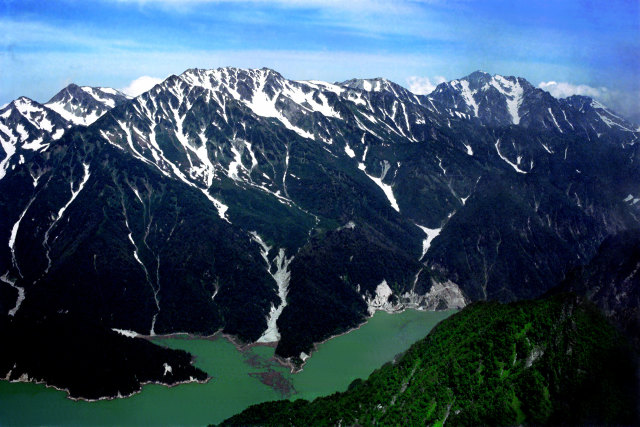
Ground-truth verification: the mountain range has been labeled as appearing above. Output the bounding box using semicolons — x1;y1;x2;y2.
1;67;639;398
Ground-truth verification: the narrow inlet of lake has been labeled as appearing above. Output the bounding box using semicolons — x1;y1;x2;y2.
0;309;455;426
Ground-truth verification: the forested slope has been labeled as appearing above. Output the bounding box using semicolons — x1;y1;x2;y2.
221;293;637;426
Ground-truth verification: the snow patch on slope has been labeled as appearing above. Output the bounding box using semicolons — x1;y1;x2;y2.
42;163;91;274
112;328;139;338
9;196;37;278
240;72;315;140
251;232;294;343
491;75;523;124
344;143;356;158
456;80;479;117
0;122;17;180
358;160;400;212
1;272;25;316
495;138;527;174
416;225;441;259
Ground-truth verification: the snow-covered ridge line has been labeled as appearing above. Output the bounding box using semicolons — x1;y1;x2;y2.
1;98;66;179
180;68;344;142
45;84;126;126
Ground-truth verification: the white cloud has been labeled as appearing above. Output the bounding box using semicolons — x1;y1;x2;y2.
539;80;640;124
120;76;164;97
406;75;447;95
538;81;605;99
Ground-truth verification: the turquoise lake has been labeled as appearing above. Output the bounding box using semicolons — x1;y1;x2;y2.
0;309;454;426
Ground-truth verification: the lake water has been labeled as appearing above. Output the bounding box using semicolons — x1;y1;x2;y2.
0;309;454;426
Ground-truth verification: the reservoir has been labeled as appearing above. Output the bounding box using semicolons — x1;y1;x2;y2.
0;309;454;425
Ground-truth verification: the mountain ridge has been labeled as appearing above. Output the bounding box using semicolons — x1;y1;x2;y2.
1;67;639;390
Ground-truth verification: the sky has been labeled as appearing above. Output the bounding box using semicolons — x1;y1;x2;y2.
1;0;639;122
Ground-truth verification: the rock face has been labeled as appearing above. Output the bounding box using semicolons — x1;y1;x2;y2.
0;67;639;368
557;229;640;350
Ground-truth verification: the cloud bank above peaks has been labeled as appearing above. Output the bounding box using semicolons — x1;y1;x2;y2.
406;75;447;95
539;80;640;124
120;76;164;97
538;81;606;99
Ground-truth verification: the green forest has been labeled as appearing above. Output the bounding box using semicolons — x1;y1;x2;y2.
221;293;637;426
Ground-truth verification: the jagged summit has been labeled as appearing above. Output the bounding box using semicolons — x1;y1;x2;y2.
340;77;394;92
466;69;490;76
458;70;492;85
426;71;639;135
428;72;534;125
179;66;286;85
563;95;640;133
0;96;69;178
45;83;129;126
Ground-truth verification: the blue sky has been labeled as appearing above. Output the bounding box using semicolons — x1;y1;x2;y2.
1;0;639;121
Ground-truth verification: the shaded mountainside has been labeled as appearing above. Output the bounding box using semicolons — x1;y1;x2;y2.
0;313;207;400
1;66;639;379
557;229;640;350
221;294;638;426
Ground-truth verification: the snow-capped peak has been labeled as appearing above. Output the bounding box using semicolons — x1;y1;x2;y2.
428;72;533;126
339;77;416;99
340;77;393;92
558;95;639;133
2;97;67;140
45;83;129;126
0;96;71;180
178;67;345;131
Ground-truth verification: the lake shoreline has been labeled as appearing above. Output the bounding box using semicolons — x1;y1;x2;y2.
2;374;210;403
0;309;455;426
0;307;449;403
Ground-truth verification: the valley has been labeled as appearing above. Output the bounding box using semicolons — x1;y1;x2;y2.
1;65;638;424
3;1;639;424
